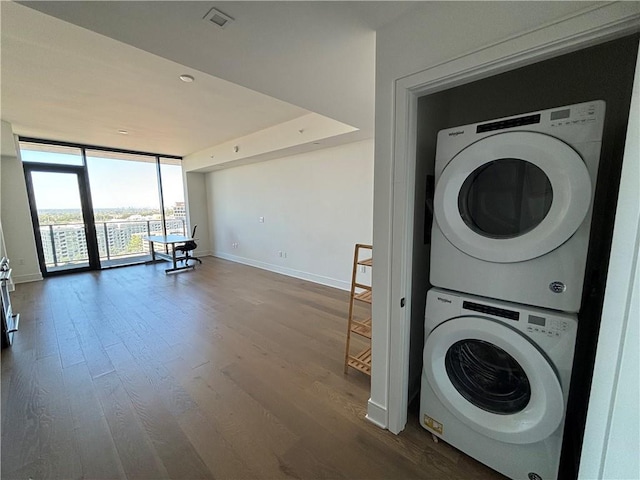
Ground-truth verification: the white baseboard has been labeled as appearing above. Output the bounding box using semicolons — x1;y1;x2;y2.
13;272;43;284
212;251;350;291
366;398;388;429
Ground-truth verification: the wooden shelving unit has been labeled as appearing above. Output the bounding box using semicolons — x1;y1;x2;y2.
344;244;373;375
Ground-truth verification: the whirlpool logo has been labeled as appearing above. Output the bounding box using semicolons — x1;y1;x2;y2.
437;297;452;304
448;130;465;137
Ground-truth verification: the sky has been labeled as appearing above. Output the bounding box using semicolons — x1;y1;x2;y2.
22;149;184;210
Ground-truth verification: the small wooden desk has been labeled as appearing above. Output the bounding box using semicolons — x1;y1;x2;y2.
143;235;194;273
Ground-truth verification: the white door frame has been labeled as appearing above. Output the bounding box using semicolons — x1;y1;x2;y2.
578;46;640;479
385;5;640;435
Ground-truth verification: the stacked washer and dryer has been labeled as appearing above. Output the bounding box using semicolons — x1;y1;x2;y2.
420;101;606;480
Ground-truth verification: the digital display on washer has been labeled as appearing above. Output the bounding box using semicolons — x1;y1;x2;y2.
528;315;546;327
550;109;571;120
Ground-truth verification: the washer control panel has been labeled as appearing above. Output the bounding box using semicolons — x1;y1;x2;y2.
431;288;577;342
526;315;569;338
460;298;572;338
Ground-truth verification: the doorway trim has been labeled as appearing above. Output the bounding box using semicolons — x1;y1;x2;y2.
379;5;640;435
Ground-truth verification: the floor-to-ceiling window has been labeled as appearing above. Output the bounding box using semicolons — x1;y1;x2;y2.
19;138;184;275
86;149;166;268
159;157;187;236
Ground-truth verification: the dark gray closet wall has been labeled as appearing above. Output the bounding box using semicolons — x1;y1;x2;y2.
412;33;638;479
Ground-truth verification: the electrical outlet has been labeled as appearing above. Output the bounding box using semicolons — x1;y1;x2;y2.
259;216;265;223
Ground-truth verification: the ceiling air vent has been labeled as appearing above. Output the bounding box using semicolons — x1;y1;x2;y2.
203;7;234;29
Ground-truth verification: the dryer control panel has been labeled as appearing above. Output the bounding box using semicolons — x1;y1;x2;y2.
549;101;601;129
436;100;606;171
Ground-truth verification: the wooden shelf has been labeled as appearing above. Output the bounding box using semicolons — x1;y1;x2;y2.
358;258;372;267
348;347;372;375
350;317;372;339
354;290;372;304
344;244;373;376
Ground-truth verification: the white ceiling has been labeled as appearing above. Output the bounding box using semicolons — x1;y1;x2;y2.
1;1;417;158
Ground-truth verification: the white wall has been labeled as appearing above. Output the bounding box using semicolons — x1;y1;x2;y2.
0;121;42;283
206;140;373;290
0;122;6;260
184;171;211;257
1;120;18;157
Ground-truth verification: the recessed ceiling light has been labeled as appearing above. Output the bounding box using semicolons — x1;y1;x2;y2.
180;74;195;83
118;130;128;135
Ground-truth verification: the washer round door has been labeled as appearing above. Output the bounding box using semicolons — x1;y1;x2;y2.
434;131;592;263
423;316;565;444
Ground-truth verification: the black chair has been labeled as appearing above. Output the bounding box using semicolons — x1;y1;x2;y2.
175;225;202;266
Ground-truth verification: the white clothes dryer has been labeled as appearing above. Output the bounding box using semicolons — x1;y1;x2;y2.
420;288;577;480
430;101;605;312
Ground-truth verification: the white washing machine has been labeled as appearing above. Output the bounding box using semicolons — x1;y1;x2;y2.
430;100;605;312
420;288;577;480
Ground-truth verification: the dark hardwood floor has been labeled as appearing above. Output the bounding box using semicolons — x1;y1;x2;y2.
1;257;503;479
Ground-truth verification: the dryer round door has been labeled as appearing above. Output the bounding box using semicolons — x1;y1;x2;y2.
434;131;592;263
423;316;564;444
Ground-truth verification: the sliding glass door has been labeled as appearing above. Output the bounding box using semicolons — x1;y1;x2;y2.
24;165;99;275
